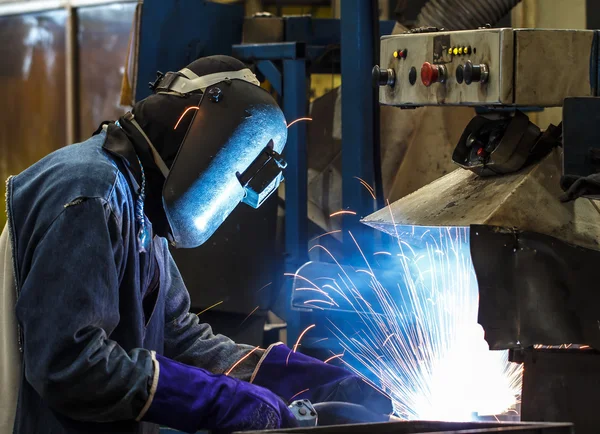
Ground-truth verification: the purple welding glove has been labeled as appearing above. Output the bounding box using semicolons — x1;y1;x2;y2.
142;354;298;433
251;343;393;416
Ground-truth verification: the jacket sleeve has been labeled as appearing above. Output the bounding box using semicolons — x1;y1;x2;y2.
162;248;264;381
15;197;155;422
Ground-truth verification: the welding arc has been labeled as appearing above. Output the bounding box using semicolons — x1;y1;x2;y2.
294;226;523;421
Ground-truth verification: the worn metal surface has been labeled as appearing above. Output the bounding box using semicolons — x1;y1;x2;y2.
521;348;600;434
242;16;285;44
362;148;600;251
0;10;67;228
379;28;594;107
514;29;595;106
77;2;136;139
472;224;600;350
236;420;573;433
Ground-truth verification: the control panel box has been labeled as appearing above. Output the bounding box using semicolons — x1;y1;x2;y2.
378;28;596;107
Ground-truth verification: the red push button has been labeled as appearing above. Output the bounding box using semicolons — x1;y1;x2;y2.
421;62;438;87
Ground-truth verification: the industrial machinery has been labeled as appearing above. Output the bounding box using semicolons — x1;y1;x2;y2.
364;27;600;433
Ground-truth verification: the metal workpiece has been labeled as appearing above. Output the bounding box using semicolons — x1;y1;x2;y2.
362;148;600;252
235;420;573;433
472;225;600;350
376;28;595;107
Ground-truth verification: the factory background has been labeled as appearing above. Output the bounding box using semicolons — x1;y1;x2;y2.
1;0;599;433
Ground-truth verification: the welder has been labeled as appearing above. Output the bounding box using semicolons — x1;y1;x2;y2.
0;55;392;434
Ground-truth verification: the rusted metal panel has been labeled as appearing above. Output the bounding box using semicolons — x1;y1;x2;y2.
0;10;67;214
76;2;136;139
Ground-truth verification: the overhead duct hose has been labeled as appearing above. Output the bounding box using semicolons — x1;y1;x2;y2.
416;0;522;30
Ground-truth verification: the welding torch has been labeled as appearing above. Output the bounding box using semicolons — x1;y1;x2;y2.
289;400;398;427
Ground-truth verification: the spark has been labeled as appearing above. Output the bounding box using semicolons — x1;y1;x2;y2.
256;282;272;292
292;226;523;422
374;251;392;256
196;300;224;316
174;106;199;130
382;333;397;346
284;273;321;290
240;306;260;327
287;117;312;128
287;324;316;366
354;176;376;200
310;230;342;242
303;299;335;306
225;346;262;376
293;324;316;353
324;353;344;364
330;210;357;217
288;388;310;402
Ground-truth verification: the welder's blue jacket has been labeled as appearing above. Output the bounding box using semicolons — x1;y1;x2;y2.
6;126;260;433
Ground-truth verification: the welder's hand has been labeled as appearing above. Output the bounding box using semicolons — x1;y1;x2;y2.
560;173;600;202
141;354;298;433
251;343;393;416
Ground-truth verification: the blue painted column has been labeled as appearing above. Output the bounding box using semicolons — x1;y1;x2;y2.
283;59;308;266
340;0;378;253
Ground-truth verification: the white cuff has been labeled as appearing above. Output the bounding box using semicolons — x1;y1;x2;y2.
135;351;160;421
249;342;284;384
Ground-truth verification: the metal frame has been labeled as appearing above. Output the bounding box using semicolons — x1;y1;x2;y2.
341;0;379;247
233;12;395;268
233;10;395;345
232;41;310;266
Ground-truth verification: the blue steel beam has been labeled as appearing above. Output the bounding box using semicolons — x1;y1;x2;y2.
232;42;306;60
282;59;308;266
340;0;377;250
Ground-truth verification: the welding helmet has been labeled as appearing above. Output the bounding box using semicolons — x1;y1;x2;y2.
131;60;288;248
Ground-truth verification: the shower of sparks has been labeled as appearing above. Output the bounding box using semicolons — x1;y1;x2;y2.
225;346;262;376
174;106;199;130
196;300;224;316
291;226;523;422
286;117;313;128
330;210;357;217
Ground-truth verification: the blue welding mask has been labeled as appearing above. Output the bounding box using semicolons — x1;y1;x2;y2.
131;67;288;248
